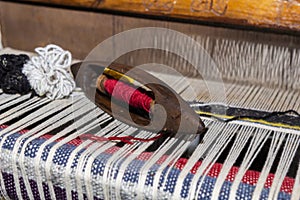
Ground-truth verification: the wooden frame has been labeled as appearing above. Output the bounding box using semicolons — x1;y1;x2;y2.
15;0;300;33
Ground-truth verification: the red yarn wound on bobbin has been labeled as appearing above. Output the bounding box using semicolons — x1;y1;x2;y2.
104;78;153;112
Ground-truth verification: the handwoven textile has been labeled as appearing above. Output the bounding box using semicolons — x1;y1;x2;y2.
0;125;294;200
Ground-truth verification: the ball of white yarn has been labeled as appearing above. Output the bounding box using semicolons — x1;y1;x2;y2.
23;44;76;100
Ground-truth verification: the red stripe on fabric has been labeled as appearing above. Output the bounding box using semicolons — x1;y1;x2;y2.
174;158;295;194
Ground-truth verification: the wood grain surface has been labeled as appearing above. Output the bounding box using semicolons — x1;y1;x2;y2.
1;1;299;59
15;0;300;32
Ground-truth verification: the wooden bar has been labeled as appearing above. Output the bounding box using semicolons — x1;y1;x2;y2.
15;0;300;32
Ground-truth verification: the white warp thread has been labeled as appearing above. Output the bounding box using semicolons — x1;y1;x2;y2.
0;25;3;50
0;24;3;50
23;44;76;100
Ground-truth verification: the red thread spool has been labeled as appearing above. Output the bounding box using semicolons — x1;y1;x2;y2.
99;76;153;113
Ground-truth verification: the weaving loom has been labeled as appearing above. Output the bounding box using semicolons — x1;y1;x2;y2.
0;1;300;200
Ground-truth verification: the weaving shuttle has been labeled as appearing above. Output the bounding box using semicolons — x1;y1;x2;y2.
71;61;206;138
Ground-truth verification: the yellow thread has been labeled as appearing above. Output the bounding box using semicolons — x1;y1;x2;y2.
104;68;135;84
103;68;152;91
196;111;300;131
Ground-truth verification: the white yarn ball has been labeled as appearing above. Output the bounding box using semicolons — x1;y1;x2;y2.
23;44;76;100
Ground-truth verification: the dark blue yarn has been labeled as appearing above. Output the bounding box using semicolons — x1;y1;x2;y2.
0;54;32;94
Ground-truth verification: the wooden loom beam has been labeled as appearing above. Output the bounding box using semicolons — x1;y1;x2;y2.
17;0;300;33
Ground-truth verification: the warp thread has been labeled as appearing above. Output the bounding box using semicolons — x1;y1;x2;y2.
23;44;76;100
0;24;2;50
0;54;31;94
103;78;153;112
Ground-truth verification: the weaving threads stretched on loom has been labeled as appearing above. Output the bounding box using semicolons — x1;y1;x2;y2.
0;35;300;200
79;65;300;150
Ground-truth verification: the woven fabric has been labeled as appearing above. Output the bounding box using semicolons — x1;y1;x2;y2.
0;125;294;200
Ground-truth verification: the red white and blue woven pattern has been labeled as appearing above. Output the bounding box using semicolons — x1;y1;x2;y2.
0;125;294;200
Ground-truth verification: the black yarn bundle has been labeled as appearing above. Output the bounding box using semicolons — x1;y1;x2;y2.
0;54;32;95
